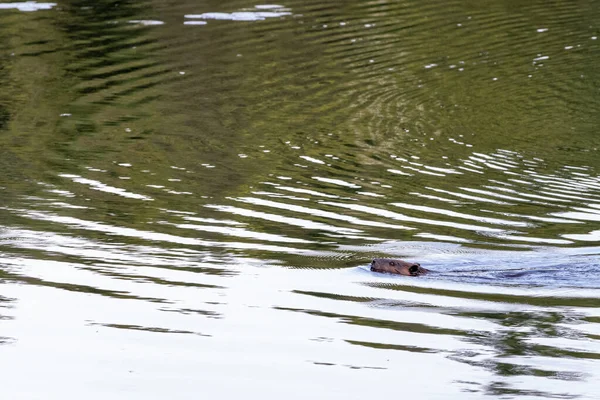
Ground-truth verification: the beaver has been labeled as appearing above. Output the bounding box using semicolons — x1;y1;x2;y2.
370;258;429;276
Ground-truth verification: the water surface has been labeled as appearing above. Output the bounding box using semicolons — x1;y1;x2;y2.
2;0;600;398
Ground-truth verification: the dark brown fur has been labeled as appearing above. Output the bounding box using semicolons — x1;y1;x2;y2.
370;258;429;276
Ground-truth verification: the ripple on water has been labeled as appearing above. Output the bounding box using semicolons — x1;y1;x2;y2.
2;0;600;398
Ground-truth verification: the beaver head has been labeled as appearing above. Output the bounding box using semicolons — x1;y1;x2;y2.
370;258;428;276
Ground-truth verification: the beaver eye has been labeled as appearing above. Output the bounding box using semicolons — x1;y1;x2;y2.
409;265;419;274
389;261;396;266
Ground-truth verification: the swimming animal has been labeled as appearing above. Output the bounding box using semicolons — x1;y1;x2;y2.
370;258;429;276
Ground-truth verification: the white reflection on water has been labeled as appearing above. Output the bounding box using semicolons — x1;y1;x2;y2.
205;204;362;235
0;279;490;399
1;254;600;399
186;11;291;21
185;5;291;22
59;174;153;201
391;202;530;227
234;197;414;231
299;155;325;165
311;176;361;188
321;201;504;233
0;1;55;12
169;222;312;243
262;183;340;199
128;20;165;26
7;209;311;254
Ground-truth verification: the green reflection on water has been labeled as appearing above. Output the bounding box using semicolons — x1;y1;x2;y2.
1;1;600;396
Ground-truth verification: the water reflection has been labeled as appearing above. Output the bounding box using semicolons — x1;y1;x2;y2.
185;5;292;23
0;293;15;345
0;2;55;12
2;0;600;398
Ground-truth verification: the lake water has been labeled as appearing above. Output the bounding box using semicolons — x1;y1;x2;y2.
1;0;600;398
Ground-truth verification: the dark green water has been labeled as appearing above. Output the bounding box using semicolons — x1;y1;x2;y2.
2;0;600;398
